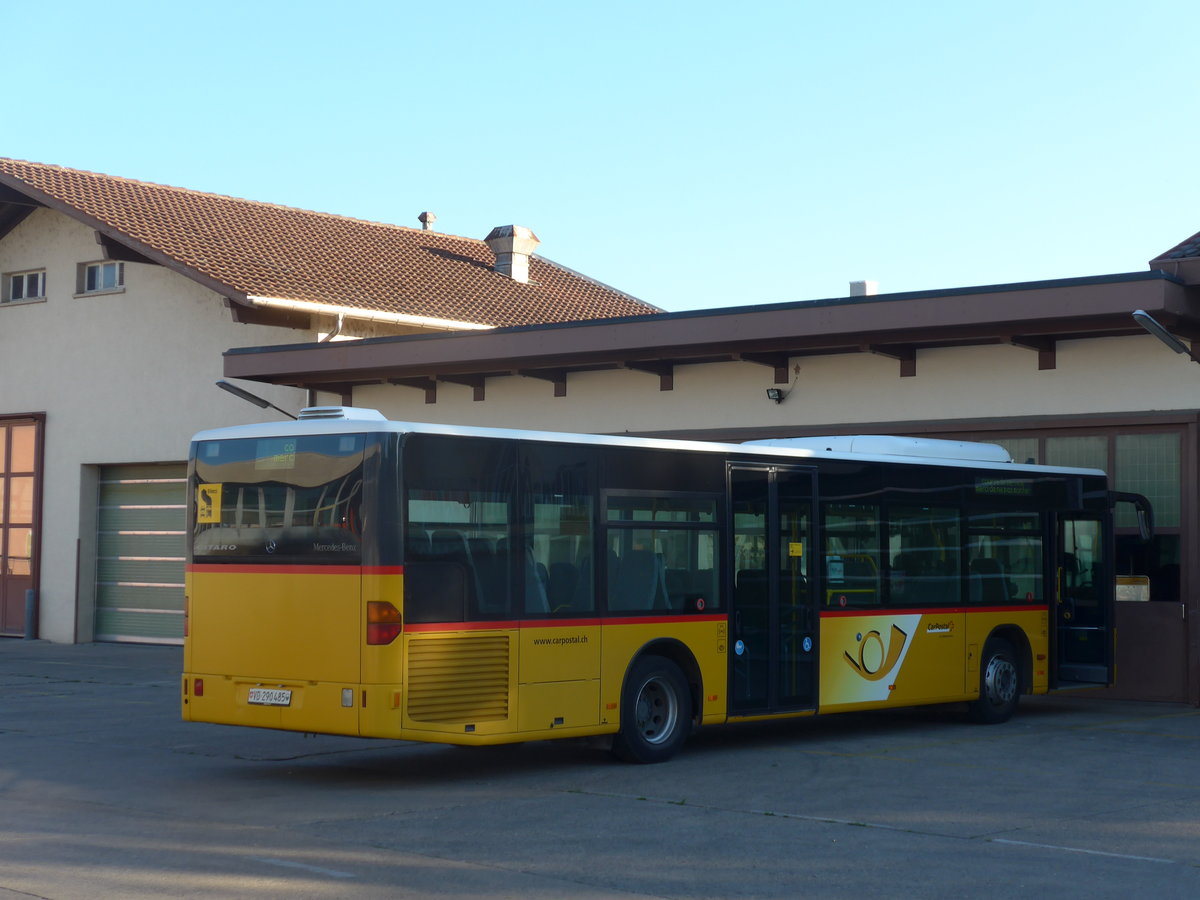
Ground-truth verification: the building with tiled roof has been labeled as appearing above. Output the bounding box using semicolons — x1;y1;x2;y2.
0;158;658;332
0;158;655;647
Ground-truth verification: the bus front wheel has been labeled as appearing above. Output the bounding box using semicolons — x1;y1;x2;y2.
969;638;1020;724
612;655;692;764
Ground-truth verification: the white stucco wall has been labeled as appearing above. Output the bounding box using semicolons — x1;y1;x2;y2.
351;332;1199;435
0;209;313;642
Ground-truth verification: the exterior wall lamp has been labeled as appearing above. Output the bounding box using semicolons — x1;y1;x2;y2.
1132;310;1200;365
766;388;785;404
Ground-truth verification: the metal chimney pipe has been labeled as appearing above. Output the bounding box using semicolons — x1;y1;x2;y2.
484;225;540;284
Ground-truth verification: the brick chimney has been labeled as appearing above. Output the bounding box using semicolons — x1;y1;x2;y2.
484;225;540;284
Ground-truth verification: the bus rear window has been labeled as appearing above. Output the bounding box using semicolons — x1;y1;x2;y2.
192;434;368;563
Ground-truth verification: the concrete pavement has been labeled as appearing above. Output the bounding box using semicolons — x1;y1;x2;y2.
2;638;1199;898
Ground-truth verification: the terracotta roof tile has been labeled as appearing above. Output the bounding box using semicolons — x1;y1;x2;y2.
0;158;659;327
1151;230;1200;263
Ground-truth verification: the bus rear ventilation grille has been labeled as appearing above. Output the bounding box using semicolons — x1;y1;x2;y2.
406;634;510;723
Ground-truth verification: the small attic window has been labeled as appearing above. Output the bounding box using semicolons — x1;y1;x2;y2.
2;269;46;303
77;261;125;295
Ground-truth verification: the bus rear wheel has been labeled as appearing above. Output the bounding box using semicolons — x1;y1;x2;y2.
969;637;1020;724
612;655;692;764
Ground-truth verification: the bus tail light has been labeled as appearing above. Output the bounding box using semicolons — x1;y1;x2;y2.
367;601;402;645
194;678;204;697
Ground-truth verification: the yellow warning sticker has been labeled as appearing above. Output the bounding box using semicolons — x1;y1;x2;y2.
788;542;804;557
196;484;222;524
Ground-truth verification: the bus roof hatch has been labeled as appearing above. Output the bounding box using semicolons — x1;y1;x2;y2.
743;435;1014;464
296;407;389;421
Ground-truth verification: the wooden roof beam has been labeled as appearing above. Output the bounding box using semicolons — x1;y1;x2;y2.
389;377;437;404
302;382;358;406
518;368;568;397
1140;312;1200;342
864;344;917;377
1008;336;1057;370
737;352;791;384
624;361;674;391
438;374;488;402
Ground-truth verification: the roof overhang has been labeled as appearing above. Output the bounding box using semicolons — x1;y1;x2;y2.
0;183;39;242
0;170;250;302
0;172;476;331
245;295;492;332
223;270;1197;397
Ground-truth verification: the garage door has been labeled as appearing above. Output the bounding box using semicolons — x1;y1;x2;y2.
95;464;187;644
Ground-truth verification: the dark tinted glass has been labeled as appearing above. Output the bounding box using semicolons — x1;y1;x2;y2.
402;434;516;620
967;510;1043;603
524;442;597;616
888;506;961;605
604;446;724;493
192;434;370;563
822;502;882;608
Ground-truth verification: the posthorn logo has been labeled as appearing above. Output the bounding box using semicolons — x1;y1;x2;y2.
843;624;909;682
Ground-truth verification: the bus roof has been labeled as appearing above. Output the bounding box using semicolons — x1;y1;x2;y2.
190;407;1107;478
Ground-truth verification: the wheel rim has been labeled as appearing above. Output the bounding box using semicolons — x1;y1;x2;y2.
983;655;1018;707
634;675;679;745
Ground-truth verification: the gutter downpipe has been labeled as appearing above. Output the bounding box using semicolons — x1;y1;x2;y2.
321;312;346;343
307;313;346;407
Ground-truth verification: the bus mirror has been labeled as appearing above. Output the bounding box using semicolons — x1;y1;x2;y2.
1110;491;1154;543
1137;502;1153;543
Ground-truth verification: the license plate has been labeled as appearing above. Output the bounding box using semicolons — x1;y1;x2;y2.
248;688;292;707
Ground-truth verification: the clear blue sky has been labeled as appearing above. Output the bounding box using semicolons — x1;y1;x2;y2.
8;0;1199;311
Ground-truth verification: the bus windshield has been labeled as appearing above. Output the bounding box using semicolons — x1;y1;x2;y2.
191;433;368;564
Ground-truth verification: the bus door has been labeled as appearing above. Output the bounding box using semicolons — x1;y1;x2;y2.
1054;514;1112;685
728;465;817;714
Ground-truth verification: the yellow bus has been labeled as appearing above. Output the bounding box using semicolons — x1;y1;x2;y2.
182;407;1150;763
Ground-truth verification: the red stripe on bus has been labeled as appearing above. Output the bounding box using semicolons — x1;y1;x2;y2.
519;618;603;628
186;564;404;576
403;613;727;632
603;613;726;627
820;605;1049;618
404;620;513;632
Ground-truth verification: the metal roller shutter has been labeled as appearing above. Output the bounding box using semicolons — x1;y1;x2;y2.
95;464;187;644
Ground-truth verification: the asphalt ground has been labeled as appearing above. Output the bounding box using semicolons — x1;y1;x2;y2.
1;638;1199;899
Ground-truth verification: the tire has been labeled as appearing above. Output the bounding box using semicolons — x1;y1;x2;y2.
611;655;692;764
969;637;1020;724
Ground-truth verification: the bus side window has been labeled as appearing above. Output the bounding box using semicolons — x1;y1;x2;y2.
404;561;468;624
967;511;1042;603
606;494;720;614
822;503;881;607
524;443;596;617
520;540;551;614
888;506;961;606
968;557;1010;604
609;543;669;611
